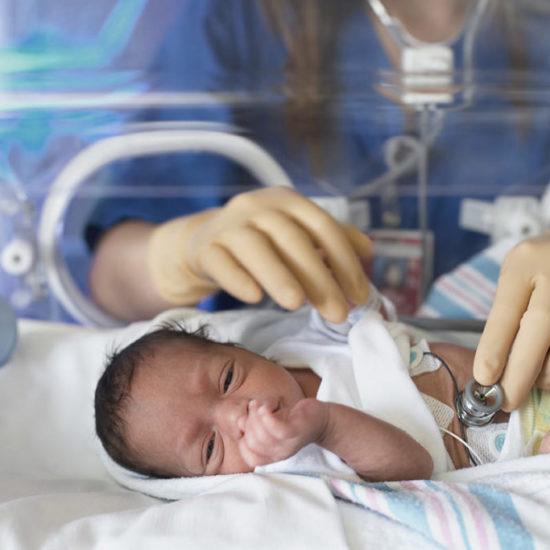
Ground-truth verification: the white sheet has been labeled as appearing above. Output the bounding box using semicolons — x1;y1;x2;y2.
0;308;355;550
1;307;549;550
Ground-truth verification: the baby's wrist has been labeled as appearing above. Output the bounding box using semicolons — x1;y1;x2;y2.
305;399;331;447
314;402;349;452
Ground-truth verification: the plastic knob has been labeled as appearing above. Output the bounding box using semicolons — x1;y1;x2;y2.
1;238;34;275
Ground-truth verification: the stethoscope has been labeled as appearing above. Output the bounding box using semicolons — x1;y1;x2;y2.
366;0;490;90
457;378;504;427
425;352;504;429
424;350;503;466
353;0;491;202
366;0;506;430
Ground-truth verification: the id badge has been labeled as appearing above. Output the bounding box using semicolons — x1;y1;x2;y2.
363;228;433;315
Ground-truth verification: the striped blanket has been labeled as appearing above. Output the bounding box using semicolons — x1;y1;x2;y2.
327;455;550;549
419;239;514;319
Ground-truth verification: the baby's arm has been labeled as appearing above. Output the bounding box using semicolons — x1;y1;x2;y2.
239;399;433;481
316;402;433;481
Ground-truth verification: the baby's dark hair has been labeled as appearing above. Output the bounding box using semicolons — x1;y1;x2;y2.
94;321;216;478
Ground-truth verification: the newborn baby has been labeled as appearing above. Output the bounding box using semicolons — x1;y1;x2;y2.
95;293;550;482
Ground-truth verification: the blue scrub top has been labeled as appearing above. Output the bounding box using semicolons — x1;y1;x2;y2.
85;0;550;310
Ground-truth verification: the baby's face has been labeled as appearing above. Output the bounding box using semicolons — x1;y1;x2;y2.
125;340;306;477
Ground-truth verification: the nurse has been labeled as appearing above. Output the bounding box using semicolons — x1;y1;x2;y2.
87;1;550;347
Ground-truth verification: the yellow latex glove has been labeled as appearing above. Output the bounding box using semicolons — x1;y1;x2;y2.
473;231;550;411
148;187;372;323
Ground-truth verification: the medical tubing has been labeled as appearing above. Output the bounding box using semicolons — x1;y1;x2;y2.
349;135;424;199
423;351;480;466
39;130;295;326
349;119;443;200
439;426;484;466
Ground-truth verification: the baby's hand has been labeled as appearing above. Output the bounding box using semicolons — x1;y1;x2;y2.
238;398;328;468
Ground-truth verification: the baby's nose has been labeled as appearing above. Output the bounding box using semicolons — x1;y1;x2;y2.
219;398;249;439
237;414;247;436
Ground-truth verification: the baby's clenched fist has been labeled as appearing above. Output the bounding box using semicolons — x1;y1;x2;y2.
238;398;329;468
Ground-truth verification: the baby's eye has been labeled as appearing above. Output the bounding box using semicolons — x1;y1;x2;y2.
223;366;234;393
206;435;215;462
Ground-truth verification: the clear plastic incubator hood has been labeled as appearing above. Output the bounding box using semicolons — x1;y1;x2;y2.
2;0;550;326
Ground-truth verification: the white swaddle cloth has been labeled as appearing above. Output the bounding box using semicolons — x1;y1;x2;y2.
98;306;315;498
257;307;452;477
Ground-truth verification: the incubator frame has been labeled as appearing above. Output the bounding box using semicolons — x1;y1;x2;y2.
38;130;294;326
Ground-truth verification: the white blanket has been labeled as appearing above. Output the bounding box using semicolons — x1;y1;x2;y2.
1;307;549;549
0;309;353;550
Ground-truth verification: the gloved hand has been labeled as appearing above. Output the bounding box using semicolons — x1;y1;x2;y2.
148;187;372;323
473;231;550;411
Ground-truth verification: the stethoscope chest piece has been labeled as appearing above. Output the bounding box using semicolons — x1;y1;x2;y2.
456;378;504;427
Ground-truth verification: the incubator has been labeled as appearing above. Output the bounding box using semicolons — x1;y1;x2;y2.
4;6;550;541
2;0;550;333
